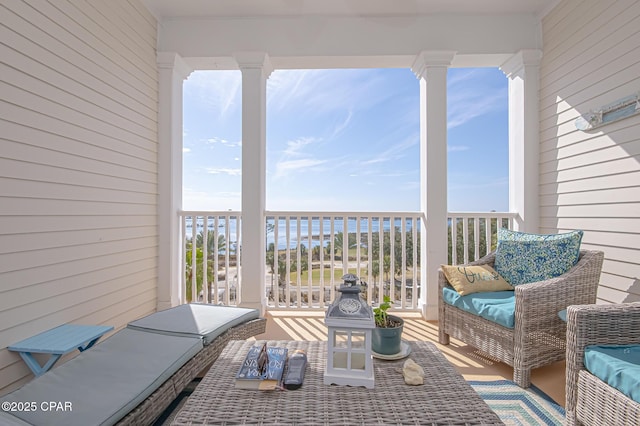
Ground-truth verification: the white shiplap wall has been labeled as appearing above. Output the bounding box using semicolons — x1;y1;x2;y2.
0;0;158;394
540;0;640;304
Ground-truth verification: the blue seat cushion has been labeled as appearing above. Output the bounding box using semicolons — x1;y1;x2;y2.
127;303;260;345
494;229;583;285
0;328;203;426
442;287;515;328
584;345;640;403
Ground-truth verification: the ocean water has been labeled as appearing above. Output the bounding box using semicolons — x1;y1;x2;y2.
185;215;421;250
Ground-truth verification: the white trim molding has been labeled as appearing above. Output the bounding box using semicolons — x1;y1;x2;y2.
157;52;193;311
234;52;272;315
500;49;542;233
412;50;455;320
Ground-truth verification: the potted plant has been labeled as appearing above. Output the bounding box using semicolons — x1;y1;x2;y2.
372;296;404;355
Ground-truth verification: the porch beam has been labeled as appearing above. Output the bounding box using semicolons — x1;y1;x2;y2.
234;52;273;315
157;52;192;310
500;50;542;233
412;50;456;321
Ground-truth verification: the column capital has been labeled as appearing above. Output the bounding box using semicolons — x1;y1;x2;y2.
411;50;456;79
233;51;273;79
500;49;542;79
157;51;193;80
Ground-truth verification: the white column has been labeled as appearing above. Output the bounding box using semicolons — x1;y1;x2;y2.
500;50;542;233
412;51;456;321
157;52;192;310
234;52;272;315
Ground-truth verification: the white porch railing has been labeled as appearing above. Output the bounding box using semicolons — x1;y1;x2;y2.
265;212;423;310
179;210;516;310
181;211;242;305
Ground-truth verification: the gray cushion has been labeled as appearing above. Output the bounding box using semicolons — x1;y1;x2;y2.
126;303;260;345
0;328;202;426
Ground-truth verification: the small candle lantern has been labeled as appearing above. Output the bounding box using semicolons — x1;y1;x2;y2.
324;273;375;388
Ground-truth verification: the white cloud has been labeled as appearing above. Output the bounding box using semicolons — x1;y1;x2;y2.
360;132;419;166
183;147;191;153
267;69;392;117
330;110;353;139
184;71;241;119
205;137;241;147
447;69;507;129
284;137;318;156
448;145;470;152
206;168;242;176
274;158;327;178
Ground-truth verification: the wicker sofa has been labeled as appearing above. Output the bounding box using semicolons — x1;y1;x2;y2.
0;304;266;426
565;302;640;426
438;249;604;388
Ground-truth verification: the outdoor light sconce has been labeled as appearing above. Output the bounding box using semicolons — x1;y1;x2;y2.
575;91;640;131
324;274;375;388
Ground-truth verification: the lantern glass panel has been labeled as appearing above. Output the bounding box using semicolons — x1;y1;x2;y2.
333;352;348;369
351;353;366;370
333;331;349;348
351;331;365;349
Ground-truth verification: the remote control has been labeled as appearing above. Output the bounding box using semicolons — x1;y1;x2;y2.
283;349;307;390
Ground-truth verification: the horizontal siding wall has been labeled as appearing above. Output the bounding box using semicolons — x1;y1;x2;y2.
0;0;158;394
540;0;640;304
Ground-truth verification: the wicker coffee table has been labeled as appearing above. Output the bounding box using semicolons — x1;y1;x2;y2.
171;340;503;425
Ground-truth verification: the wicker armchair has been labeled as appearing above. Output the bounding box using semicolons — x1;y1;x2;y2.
438;249;604;388
565;302;640;426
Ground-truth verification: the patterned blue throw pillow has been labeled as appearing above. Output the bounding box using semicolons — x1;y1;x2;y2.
493;229;583;285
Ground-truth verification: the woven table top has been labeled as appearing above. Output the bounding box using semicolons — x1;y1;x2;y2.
171;340;503;425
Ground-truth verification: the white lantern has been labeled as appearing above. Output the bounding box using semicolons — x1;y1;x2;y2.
324;274;375;388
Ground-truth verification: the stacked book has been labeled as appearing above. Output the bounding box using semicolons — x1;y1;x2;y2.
235;344;288;390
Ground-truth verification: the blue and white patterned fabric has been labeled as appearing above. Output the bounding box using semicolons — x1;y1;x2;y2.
493;229;583;285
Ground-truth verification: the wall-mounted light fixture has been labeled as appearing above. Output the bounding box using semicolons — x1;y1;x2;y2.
575;92;640;131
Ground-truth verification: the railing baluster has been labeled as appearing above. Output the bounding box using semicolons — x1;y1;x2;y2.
330;218;335;303
484;216;491;256
342;216;348;276
451;217;458;265
378;216;384;306
412;216;418;309
400;217;407;309
236;214;241;305
473;217;480;262
285;216;291;307
180;215;187;304
307;216;313;307
224;215;230;305
202;216;209;304
356;217;361;282
190;215;197;303
389;217;395;304
368;217;373;301
295;217;302;308
319;217;325;308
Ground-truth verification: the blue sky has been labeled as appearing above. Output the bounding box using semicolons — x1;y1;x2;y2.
182;67;509;212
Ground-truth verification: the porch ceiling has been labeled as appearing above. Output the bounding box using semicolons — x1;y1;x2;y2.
143;0;560;19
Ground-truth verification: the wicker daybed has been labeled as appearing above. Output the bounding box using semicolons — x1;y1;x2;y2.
0;304;266;426
118;314;266;426
438;249;604;388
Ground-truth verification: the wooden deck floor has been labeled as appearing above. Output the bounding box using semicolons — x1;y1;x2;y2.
253;310;567;407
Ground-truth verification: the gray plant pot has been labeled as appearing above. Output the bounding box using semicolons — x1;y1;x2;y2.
371;315;404;355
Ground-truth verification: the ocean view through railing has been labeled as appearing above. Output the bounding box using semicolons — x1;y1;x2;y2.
179;210;516;310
